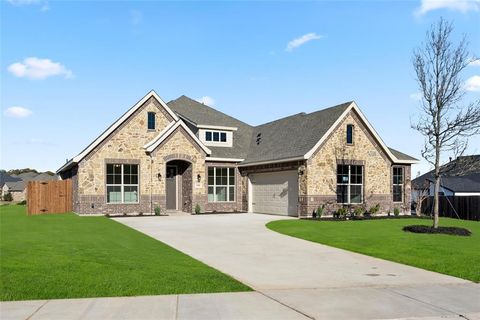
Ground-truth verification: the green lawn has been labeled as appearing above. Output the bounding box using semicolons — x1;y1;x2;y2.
0;205;250;301
267;217;480;282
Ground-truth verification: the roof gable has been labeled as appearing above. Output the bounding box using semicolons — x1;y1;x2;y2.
57;91;178;173
145;120;211;155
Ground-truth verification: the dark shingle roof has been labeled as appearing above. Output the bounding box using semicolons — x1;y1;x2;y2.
0;172;22;187
241;102;352;164
388;147;418;162
412;155;480;193
167;96;253;159
5;180;25;192
167;96;416;164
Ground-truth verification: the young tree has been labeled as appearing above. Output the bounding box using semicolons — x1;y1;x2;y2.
412;18;480;228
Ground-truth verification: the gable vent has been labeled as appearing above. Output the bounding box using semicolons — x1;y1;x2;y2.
256;133;262;145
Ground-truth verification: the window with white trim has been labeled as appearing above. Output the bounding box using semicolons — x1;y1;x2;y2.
147;112;155;130
106;164;139;203
337;164;363;204
205;131;227;142
208;167;235;202
393;167;403;202
346;124;354;144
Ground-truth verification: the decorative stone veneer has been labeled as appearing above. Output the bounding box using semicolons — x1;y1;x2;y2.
305;109;411;216
73;97;208;214
151;127;206;213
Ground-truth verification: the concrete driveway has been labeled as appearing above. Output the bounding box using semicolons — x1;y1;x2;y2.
114;213;480;320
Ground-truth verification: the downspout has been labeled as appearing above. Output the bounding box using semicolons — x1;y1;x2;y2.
149;152;153;214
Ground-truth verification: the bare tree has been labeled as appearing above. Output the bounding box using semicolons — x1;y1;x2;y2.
412;18;480;228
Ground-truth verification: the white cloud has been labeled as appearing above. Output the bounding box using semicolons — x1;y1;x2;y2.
7;0;48;10
469;58;480;67
4;106;33;118
465;75;480;92
286;33;323;52
196;96;215;106
410;92;423;101
7;57;73;80
415;0;480;16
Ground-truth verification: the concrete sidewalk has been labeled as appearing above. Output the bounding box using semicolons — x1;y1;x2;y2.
3;213;478;320
2;284;479;320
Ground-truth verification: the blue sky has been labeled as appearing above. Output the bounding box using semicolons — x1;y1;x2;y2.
1;0;479;175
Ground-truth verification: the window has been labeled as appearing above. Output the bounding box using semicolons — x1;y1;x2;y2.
106;164;139;203
208;167;235;202
204;130;228;143
337;164;363;204
393;167;403;202
346;124;354;144
147;112;155;130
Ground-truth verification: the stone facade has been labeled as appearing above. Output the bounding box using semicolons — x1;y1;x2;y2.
304;109;411;217
70;97;210;214
62;95;412;217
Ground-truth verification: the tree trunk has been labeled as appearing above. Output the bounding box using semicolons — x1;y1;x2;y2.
433;178;440;228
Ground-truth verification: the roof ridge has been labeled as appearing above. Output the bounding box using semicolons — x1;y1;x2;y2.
253;101;352;128
170;95;253;128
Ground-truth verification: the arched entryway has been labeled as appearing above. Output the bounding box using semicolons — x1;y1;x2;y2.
166;160;193;213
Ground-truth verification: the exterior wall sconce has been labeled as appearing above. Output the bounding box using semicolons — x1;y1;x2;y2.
298;165;306;176
157;173;162;181
197;174;201;182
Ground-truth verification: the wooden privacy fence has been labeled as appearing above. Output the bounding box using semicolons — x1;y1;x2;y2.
27;180;72;215
421;196;480;221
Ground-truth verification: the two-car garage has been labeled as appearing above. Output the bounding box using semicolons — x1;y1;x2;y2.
249;170;299;216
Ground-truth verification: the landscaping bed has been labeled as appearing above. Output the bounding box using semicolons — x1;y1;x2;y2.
0;205;250;301
403;225;471;236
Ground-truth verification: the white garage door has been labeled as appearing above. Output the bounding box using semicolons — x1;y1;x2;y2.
250;170;298;216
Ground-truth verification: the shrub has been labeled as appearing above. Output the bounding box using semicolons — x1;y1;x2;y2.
353;206;365;217
18;200;27;205
3;193;13;202
195;204;201;214
336;207;348;218
316;205;324;218
394;207;400;216
154;206;161;216
368;204;380;216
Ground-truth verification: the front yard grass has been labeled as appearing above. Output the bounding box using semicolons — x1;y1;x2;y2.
0;205;250;301
267;217;480;282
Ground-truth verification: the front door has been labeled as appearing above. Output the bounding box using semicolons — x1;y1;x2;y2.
166;166;177;210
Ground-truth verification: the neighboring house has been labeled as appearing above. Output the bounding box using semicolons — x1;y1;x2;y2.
412;155;480;198
0;172;23;201
1;171;59;202
57;91;418;216
2;181;26;202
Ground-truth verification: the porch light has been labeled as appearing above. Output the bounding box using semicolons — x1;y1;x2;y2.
197;174;201;182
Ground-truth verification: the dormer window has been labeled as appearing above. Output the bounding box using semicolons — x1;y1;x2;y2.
346;124;354;145
205;130;227;143
199;125;236;147
147;112;155;130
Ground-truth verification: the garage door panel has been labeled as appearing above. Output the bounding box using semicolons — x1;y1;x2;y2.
250;171;298;216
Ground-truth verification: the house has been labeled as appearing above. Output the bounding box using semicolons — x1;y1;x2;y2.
412;155;480;198
57;91;418;216
1;172;23;201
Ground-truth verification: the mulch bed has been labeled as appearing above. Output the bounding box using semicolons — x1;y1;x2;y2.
403;225;472;236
